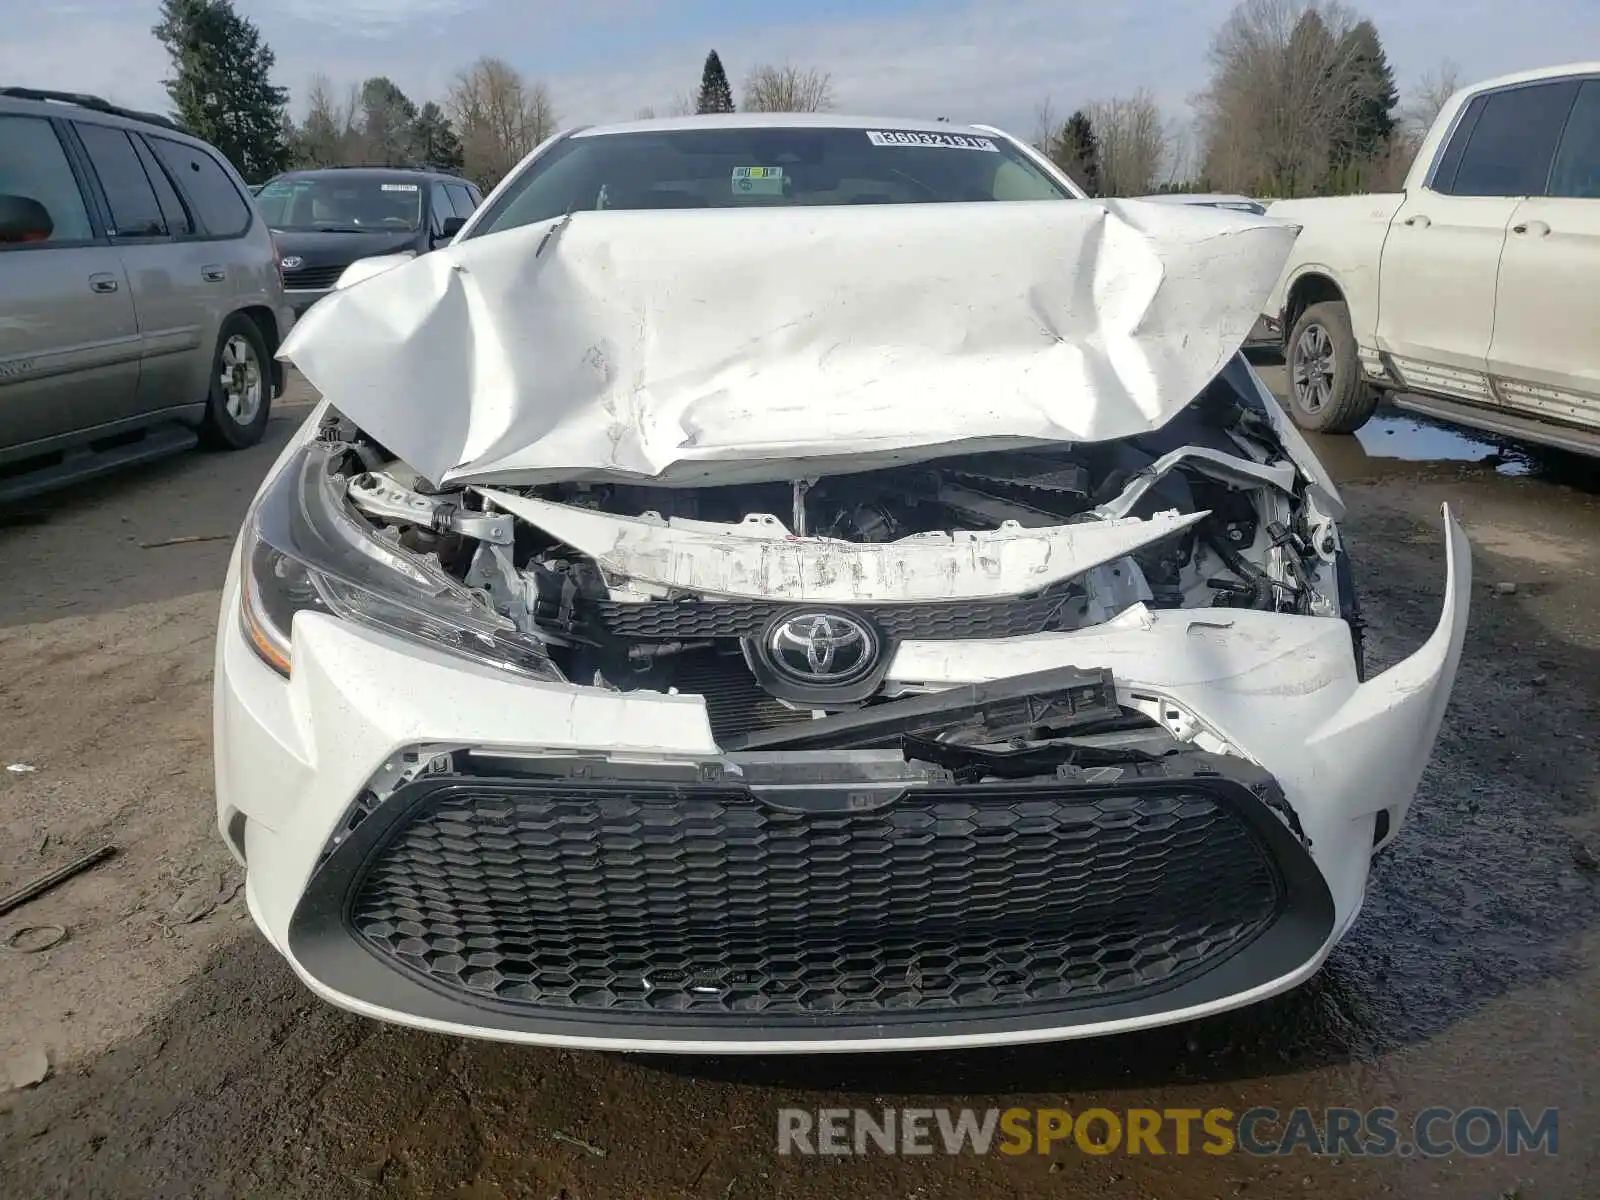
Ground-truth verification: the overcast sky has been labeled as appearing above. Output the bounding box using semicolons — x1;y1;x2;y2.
1;0;1595;135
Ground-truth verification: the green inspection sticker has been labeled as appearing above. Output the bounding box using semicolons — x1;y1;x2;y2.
733;165;785;195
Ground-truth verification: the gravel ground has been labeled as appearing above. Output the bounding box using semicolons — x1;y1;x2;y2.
1;369;1597;1198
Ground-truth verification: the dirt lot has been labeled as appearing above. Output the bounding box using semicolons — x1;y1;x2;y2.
2;369;1597;1198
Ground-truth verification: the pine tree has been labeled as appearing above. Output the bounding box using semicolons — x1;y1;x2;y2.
358;76;418;166
1330;20;1397;170
1052;110;1101;197
278;111;301;169
153;0;290;182
411;102;464;173
696;50;735;114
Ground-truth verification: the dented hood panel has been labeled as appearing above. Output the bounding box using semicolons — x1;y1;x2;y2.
280;200;1299;487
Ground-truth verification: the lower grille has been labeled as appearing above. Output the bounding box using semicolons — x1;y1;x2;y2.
666;649;814;741
282;265;344;290
341;778;1286;1023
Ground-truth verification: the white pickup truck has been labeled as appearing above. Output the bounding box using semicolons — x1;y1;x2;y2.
1262;62;1600;454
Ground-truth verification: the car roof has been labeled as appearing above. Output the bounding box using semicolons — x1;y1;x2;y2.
1462;60;1600;94
574;112;1017;140
0;85;206;146
269;166;473;184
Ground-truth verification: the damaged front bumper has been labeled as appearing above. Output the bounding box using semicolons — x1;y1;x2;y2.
216;506;1469;1053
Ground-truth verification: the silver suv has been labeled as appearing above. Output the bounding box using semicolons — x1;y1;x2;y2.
0;88;293;503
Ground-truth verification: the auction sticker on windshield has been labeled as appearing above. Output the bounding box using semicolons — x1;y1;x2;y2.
866;130;998;151
381;183;419;191
733;166;785;195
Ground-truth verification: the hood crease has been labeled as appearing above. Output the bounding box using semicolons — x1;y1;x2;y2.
280;200;1299;487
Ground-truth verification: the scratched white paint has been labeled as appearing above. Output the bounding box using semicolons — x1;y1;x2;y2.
475;487;1209;602
281;200;1299;488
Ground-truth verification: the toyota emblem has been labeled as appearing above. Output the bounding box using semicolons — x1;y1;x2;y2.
279;255;303;270
766;612;879;686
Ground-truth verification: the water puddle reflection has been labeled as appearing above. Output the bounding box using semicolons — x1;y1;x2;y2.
1354;412;1532;476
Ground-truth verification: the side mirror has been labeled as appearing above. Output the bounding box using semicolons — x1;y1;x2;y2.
0;194;53;244
431;215;467;247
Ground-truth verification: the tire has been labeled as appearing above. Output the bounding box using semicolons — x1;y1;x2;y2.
1284;300;1378;434
199;314;272;450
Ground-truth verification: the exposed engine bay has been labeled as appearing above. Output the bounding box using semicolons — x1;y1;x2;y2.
312;357;1358;760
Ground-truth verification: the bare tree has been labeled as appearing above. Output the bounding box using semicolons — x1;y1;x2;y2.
1088;90;1170;195
741;63;834;112
1193;0;1374;197
447;56;556;189
642;88;700;119
1403;57;1461;137
291;73;363;166
293;74;342;167
1161;115;1198;189
1031;97;1060;154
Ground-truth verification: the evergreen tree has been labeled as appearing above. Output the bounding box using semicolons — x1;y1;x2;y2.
360;76;418;166
278;111;301;170
410;102;464;173
1329;19;1397;169
1052;110;1101;197
696;50;735;114
153;0;289;181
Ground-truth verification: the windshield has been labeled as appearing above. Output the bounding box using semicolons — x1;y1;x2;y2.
472;126;1075;238
255;176;424;232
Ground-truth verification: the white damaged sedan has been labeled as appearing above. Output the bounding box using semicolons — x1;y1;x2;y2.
215;115;1470;1053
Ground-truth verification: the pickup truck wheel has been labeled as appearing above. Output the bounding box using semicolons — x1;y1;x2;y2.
1286;301;1378;434
199;314;272;450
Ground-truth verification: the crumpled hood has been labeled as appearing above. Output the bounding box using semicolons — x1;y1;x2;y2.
280;200;1299;487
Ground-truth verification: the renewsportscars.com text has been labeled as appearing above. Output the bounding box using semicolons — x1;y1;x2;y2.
777;1106;1559;1158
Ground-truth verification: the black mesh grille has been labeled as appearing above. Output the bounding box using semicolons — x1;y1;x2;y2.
282;265;344;290
590;590;1078;642
347;781;1283;1022
665;650;814;741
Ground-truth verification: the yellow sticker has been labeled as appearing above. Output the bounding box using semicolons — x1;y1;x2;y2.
732;166;785;195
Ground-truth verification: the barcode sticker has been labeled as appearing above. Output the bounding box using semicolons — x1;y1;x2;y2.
865;130;998;152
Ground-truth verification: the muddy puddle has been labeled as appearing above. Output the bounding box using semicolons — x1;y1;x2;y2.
1354;411;1533;475
1251;361;1591;487
1306;406;1600;490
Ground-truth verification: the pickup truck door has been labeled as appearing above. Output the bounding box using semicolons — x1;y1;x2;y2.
1376;79;1579;406
0;114;140;456
1488;77;1600;429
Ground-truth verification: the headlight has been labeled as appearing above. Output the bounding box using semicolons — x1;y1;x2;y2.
239;441;563;683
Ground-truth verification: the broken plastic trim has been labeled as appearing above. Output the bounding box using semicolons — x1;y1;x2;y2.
1091;446;1299;521
242;443;564;682
720;665;1117;752
899;733;1162;781
475;486;1210;604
